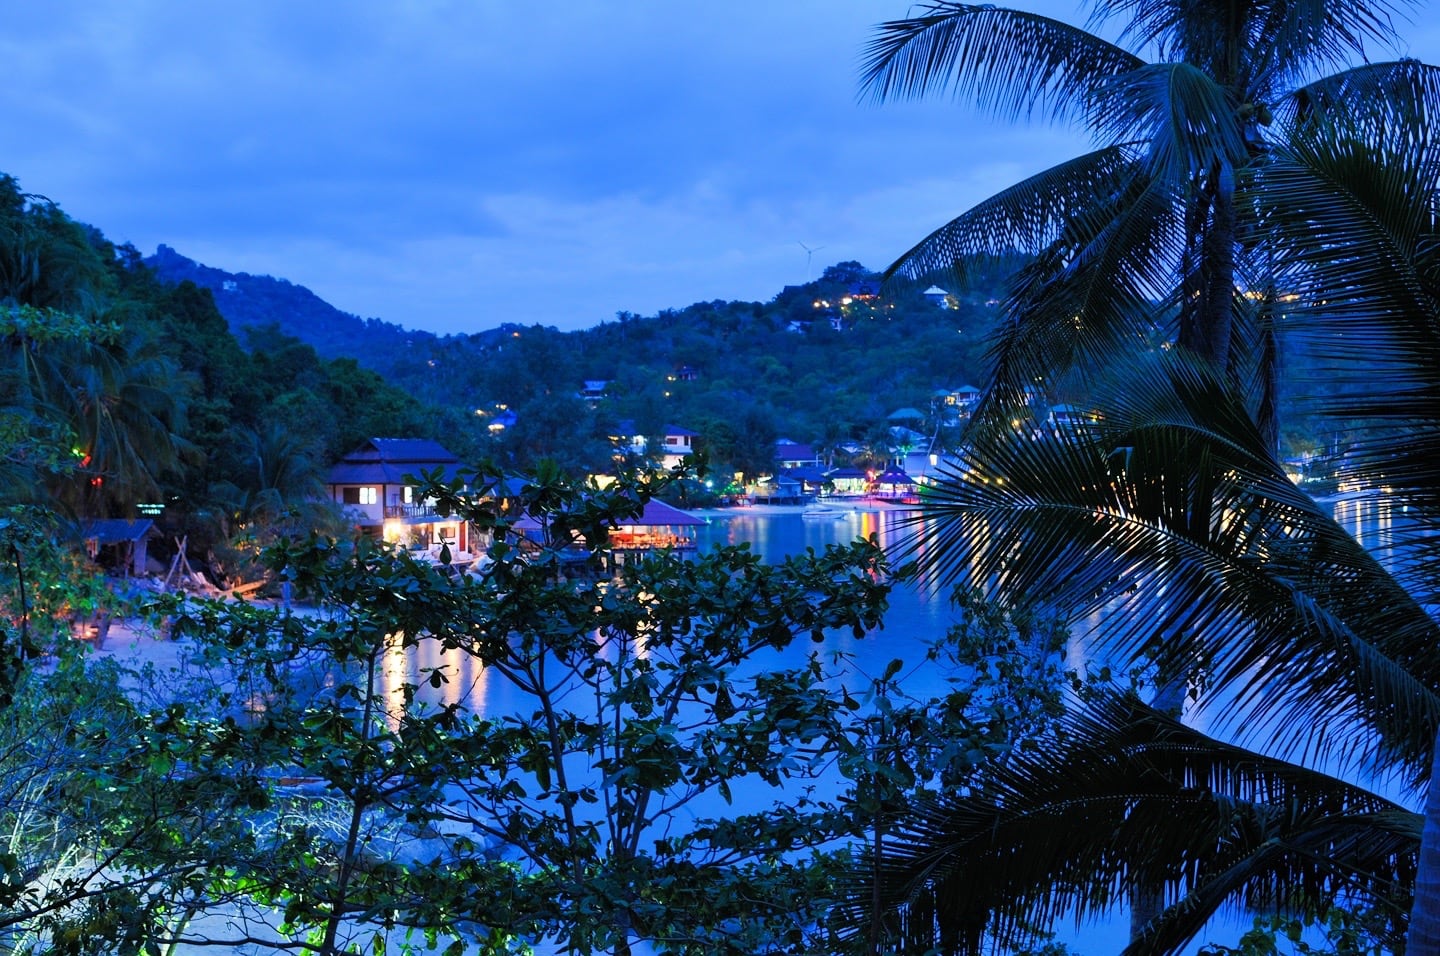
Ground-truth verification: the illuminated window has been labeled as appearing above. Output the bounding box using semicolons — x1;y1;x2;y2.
360;487;378;505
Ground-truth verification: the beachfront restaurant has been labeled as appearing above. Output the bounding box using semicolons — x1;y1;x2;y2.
870;467;919;502
514;498;705;567
605;499;705;553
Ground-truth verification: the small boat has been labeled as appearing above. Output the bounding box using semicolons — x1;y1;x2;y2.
802;501;847;519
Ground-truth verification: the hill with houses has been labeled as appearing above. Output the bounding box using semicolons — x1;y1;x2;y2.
145;248;1019;475
146;243;1336;489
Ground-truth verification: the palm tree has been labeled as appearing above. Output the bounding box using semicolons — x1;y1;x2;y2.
857;0;1440;951
862;696;1419;954
45;326;190;516
855;45;1440;954
202;423;344;588
870;351;1440;951
862;0;1430;448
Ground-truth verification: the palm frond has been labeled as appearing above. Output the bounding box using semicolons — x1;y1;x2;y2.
971;171;1183;409
907;353;1440;782
860;2;1143;125
1257;114;1440;529
1100;0;1405;85
1093;62;1252;184
847;693;1417;956
884;146;1145;283
1283;60;1440;148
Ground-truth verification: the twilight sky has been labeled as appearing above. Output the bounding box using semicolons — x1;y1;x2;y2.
5;1;1438;336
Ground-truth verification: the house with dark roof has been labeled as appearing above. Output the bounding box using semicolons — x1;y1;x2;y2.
848;279;881;300
579;380;609;407
326;439;474;555
610;421;700;470
774;439;822;469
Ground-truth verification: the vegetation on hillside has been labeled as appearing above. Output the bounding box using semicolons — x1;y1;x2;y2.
1;173;483;578
149;245;1028;475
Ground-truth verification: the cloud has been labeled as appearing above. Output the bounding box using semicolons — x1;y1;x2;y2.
5;0;1431;335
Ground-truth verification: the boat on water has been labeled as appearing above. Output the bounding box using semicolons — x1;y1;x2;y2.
802;500;847;519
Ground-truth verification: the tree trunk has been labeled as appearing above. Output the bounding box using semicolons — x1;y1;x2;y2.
1407;728;1440;952
1198;164;1237;370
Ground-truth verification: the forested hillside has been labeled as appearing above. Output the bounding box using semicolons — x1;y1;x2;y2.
1;173;469;577
147;243;1029;473
5;166;1334;571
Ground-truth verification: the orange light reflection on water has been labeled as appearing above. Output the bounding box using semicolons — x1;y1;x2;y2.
380;633;491;729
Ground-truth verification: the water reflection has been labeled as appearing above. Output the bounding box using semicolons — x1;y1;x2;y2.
1330;490;1398;566
389;493;1391;722
379;634;492;724
381;508;961;718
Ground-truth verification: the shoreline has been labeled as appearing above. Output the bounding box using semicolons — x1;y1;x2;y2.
687;498;923;518
87;499;924;664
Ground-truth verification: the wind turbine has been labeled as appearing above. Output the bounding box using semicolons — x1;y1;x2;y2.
797;241;825;282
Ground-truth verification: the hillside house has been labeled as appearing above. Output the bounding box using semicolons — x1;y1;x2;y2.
611;421;699;470
326;438;474;557
487;409;518;433
887;407;928;430
848;280;880;300
923;286;954;309
579;380;609;407
775;440;822;469
1045;403;1100;437
938;384;983;415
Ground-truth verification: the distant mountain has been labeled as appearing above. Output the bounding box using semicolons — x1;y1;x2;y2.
145;245;434;369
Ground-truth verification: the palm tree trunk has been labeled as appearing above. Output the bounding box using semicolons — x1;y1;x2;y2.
1407;728;1440;952
1198;163;1237;370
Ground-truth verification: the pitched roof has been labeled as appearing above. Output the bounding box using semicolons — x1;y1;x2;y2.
339;438;459;465
630;499;705;527
328;438;463;486
612;421;698;438
775;441;818;461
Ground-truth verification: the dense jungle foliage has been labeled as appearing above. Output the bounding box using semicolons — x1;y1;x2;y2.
5;168;1335;575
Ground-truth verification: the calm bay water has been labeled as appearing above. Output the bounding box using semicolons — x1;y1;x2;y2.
390;506;962;719
397;493;1397;724
380;497;1399;955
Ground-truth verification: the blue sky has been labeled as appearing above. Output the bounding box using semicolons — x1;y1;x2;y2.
4;1;1437;336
